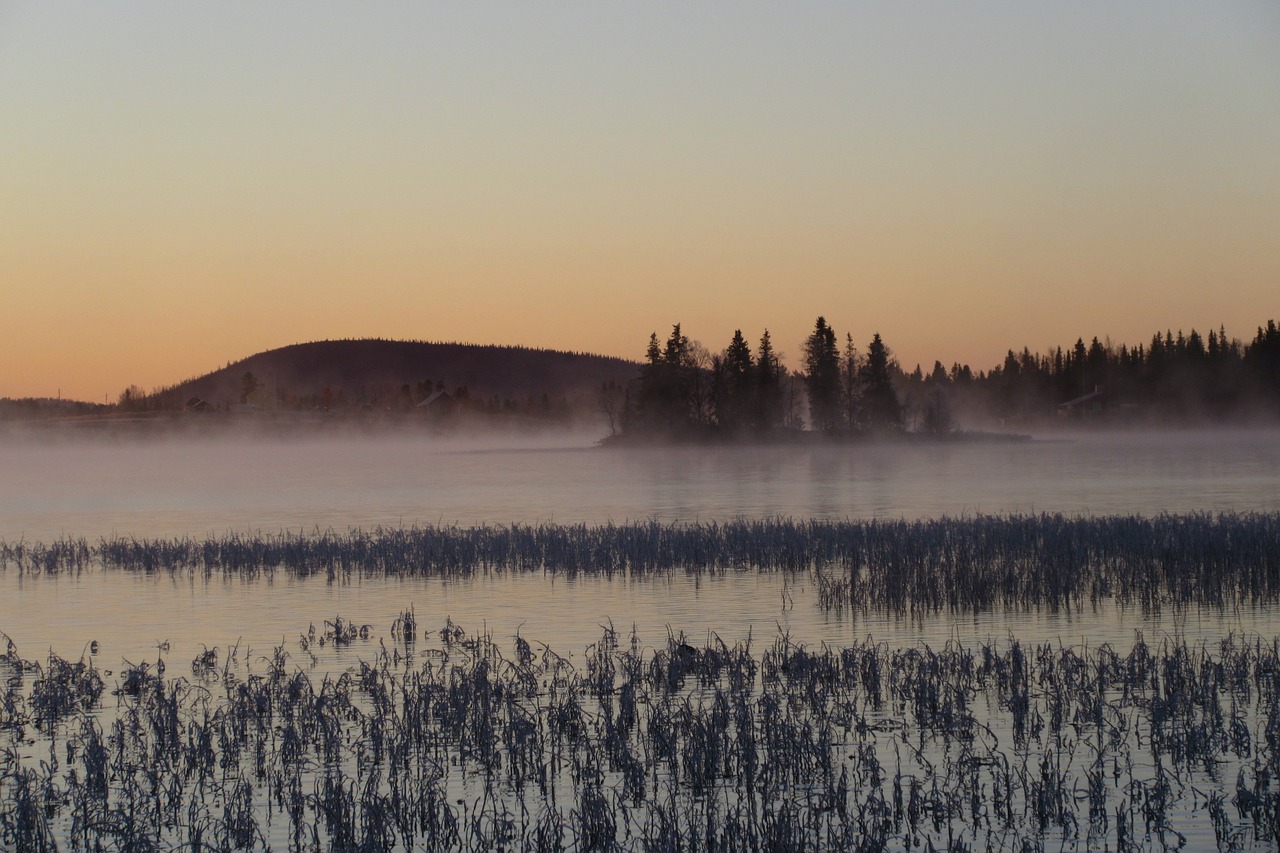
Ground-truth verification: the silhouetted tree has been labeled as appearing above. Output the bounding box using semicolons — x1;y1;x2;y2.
803;317;841;431
628;324;705;435
623;315;1280;436
240;372;260;404
685;338;715;427
841;333;862;430
861;333;902;432
117;385;147;411
921;388;954;434
782;369;806;430
910;360;954;434
930;360;948;385
755;330;786;432
1084;337;1108;392
712;329;755;434
1246;320;1280;405
599;380;625;436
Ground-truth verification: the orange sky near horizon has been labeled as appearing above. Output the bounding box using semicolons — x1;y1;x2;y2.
2;2;1278;402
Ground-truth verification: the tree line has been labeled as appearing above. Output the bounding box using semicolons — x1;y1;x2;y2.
619;318;911;439
64;318;1280;431
617;317;1280;438
936;320;1280;425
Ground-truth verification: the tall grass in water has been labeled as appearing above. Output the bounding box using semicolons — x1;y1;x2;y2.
2;617;1279;850
3;513;1278;614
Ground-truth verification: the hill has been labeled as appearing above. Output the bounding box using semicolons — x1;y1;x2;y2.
148;339;639;410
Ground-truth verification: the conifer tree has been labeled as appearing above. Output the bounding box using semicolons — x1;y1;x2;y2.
714;329;755;433
756;330;785;432
631;324;703;434
803;317;841;431
861;332;903;432
841;333;862;430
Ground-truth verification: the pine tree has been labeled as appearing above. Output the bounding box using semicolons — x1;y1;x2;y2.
803;317;841;431
756;330;785;432
861;332;903;432
714;329;755;433
841;333;862;430
630;324;703;435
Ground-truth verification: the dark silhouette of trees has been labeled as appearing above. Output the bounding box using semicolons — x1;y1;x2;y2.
1247;320;1280;405
803;317;842;432
627;324;706;436
861;333;903;432
87;316;1280;430
622;321;913;440
755;330;786;432
916;318;1280;426
118;385;147;411
598;380;625;436
900;361;953;434
624;324;827;440
239;372;260;404
841;334;862;431
625;325;806;439
921;361;954;434
711;329;756;434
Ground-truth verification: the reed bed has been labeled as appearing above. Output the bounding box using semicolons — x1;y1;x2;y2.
3;513;1278;614
2;618;1279;851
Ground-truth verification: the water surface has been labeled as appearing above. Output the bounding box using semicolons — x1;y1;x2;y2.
3;428;1278;664
3;429;1277;542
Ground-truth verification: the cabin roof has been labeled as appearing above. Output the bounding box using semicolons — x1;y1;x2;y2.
417;390;457;408
1058;388;1104;409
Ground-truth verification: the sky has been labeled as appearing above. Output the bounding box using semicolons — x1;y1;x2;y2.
2;1;1278;401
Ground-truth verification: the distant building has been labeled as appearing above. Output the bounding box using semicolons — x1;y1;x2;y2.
245;385;276;410
1058;387;1105;418
417;389;461;414
184;396;213;412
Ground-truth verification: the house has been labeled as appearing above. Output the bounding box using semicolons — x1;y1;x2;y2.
1058;387;1104;418
245;385;276;410
184;396;213;412
417;389;461;415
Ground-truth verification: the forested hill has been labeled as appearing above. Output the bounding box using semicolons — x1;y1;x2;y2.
147;340;639;410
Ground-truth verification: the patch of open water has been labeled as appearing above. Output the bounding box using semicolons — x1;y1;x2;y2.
2;430;1279;849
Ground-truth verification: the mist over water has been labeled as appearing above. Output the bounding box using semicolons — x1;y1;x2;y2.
2;427;1278;665
2;428;1278;542
4;428;1280;848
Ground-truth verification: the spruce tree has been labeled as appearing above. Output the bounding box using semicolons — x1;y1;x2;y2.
841;333;862;430
715;329;755;433
756;330;784;432
861;332;903;432
633;326;699;434
803;317;841;431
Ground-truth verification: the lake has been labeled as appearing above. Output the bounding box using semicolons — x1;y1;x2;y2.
4;428;1279;542
2;427;1277;663
3;428;1279;850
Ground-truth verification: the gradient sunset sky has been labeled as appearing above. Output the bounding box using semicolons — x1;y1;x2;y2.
2;2;1278;401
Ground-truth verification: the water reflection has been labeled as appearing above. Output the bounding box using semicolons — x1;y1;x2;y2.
3;567;1275;674
3;429;1279;666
